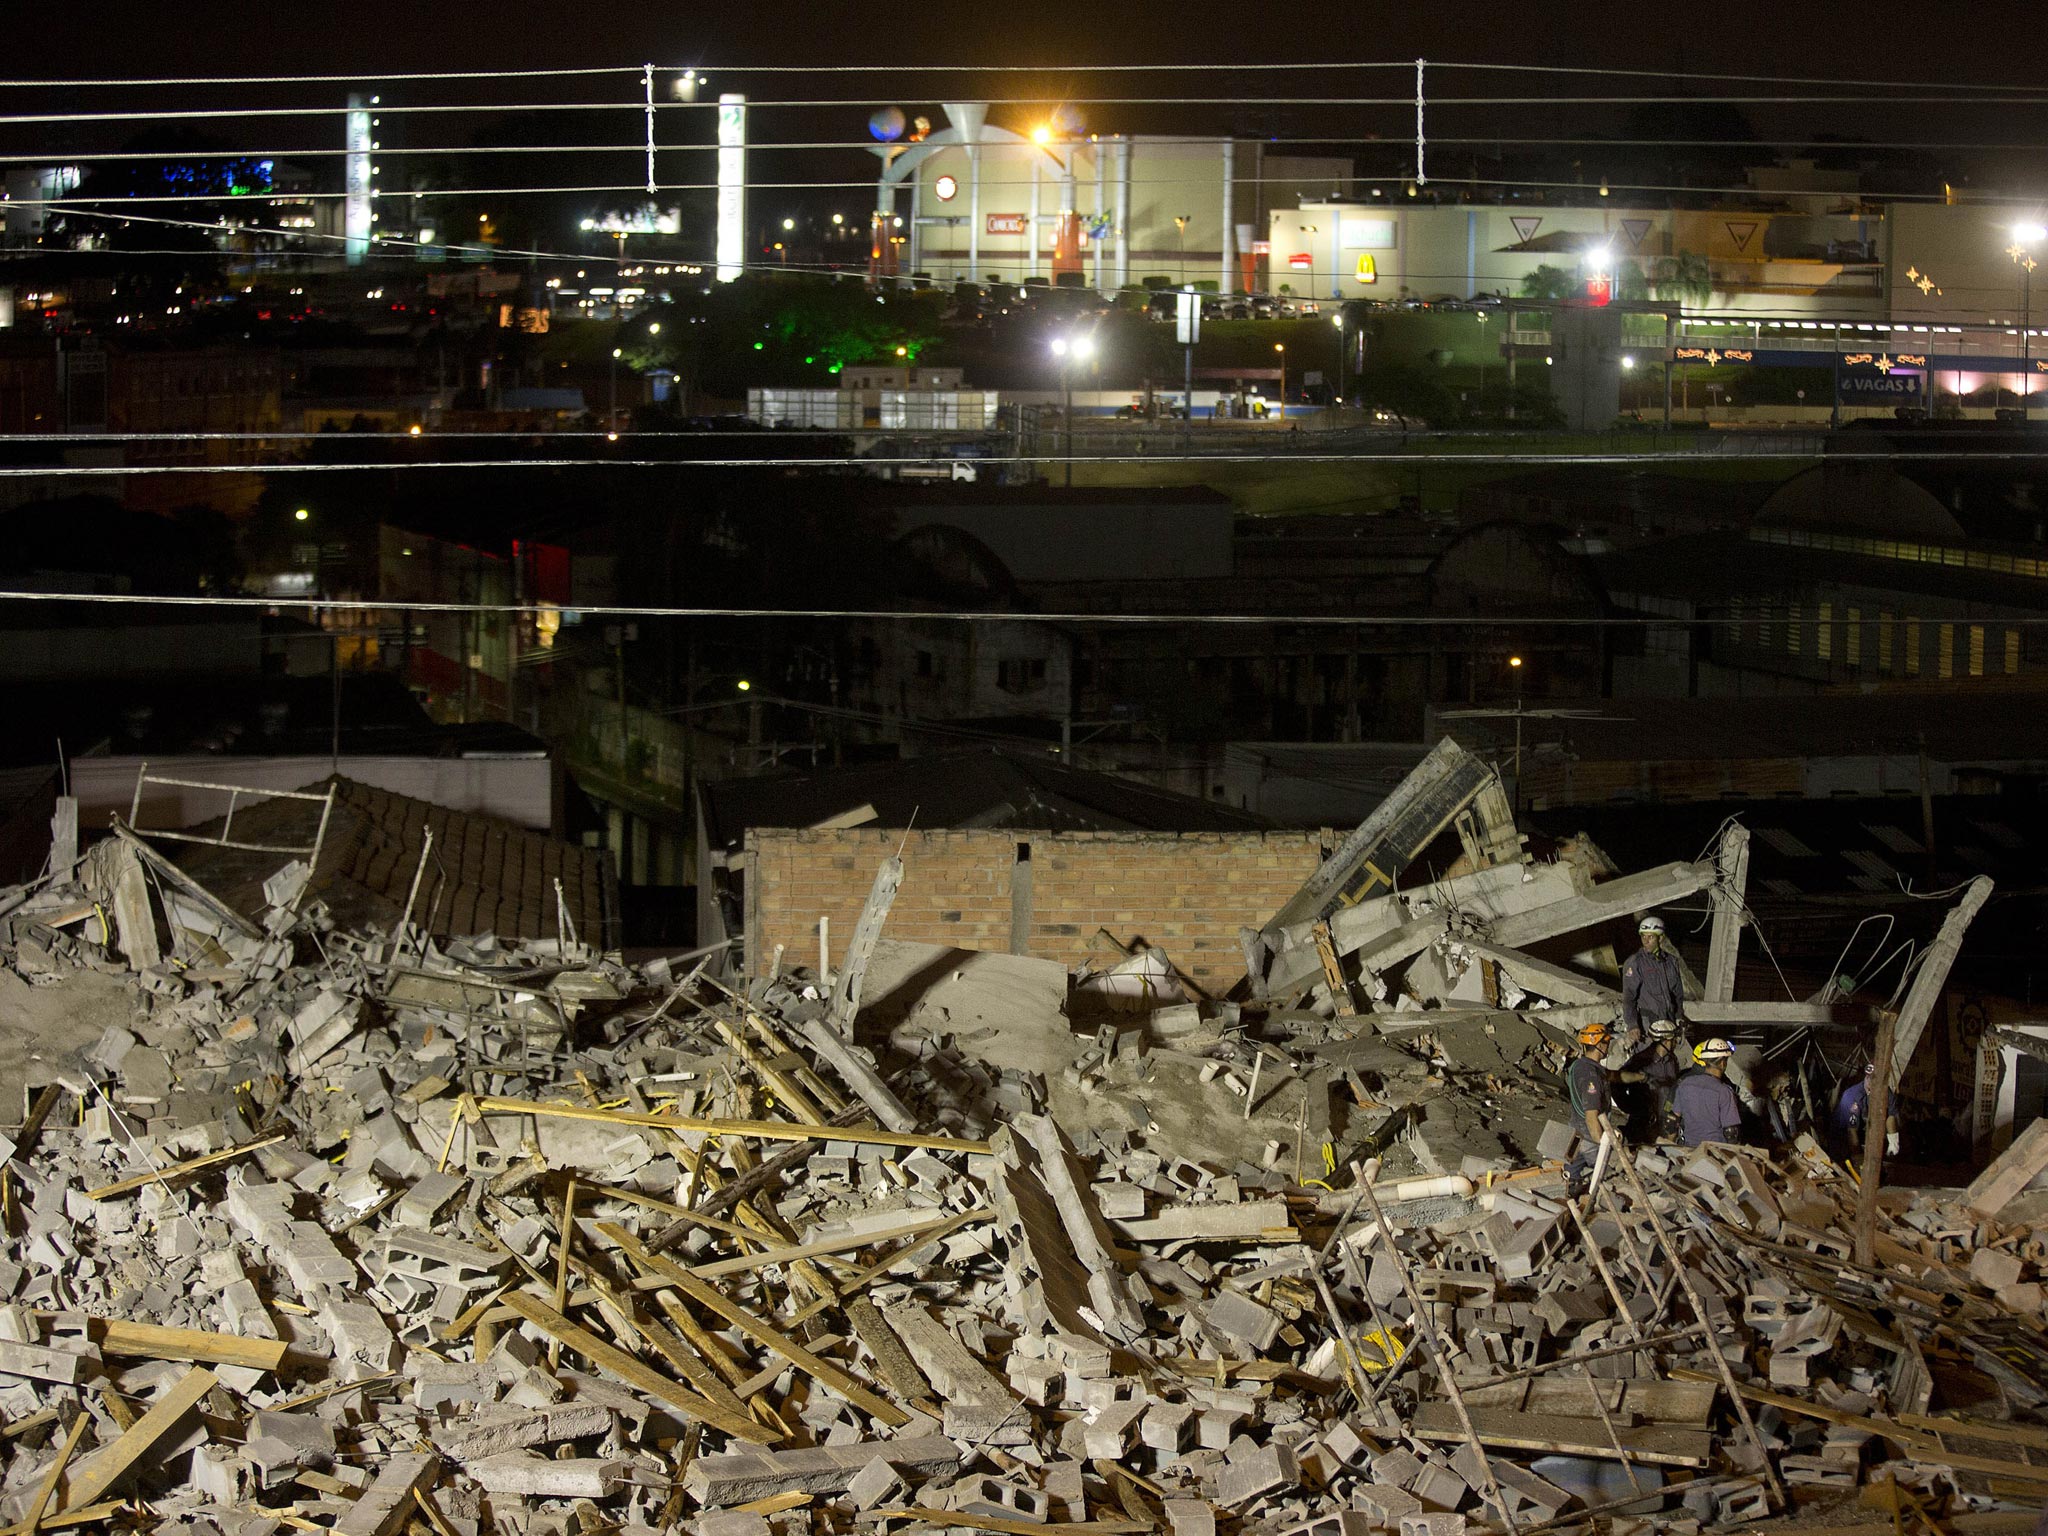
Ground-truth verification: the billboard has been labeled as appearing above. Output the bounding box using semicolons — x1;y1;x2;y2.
986;213;1026;236
717;94;746;283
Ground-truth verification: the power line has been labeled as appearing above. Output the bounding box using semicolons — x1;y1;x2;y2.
0;66;649;89
24;450;2048;480
0;589;2002;628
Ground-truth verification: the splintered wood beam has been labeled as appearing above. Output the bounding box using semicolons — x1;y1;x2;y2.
599;1222;908;1428
56;1367;215;1513
67;1319;290;1373
471;1096;988;1154
86;1132;287;1201
497;1290;777;1445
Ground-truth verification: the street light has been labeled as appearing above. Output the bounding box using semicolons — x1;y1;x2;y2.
2010;223;2044;411
1273;343;1285;420
1052;331;1096;487
782;217;795;232
1331;311;1345;402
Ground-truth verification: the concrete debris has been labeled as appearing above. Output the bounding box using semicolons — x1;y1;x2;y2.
0;763;2038;1536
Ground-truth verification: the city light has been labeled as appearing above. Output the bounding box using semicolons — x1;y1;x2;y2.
782;217;795;231
2016;222;2048;246
293;508;309;521
1509;655;1524;668
736;679;752;692
1031;126;1052;146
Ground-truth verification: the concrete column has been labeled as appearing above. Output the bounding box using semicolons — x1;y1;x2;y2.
967;143;981;284
1115;138;1132;289
908;174;923;276
1093;144;1107;292
1029;159;1041;278
1220;139;1236;294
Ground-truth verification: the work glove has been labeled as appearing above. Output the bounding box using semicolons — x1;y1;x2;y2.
1886;1130;1901;1156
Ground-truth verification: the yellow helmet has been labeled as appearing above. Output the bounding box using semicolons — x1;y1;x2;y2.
1692;1038;1735;1065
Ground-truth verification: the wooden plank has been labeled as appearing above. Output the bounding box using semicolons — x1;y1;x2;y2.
473;1096;987;1154
869;1512;1151;1536
1703;823;1750;1004
497;1290;774;1445
76;1319;290;1372
334;1452;440;1536
1964;1117;2048;1219
0;1503;125;1536
56;1367;214;1513
106;842;160;972
1409;1402;1712;1468
1667;1368;2048;1484
600;1222;907;1428
86;1132;286;1201
691;1209;991;1281
23;1415;88;1536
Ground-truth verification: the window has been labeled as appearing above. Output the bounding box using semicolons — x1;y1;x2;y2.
1878;611;1894;673
2008;630;2022;675
1969;625;1985;677
998;657;1049;693
1785;604;1802;656
1938;624;1955;679
915;649;945;680
1845;607;1861;668
1816;602;1833;662
1905;617;1921;676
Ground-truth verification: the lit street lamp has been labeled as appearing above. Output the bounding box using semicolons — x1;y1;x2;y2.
1330;312;1345;402
1273;343;1285;421
2009;222;2044;411
1051;331;1096;487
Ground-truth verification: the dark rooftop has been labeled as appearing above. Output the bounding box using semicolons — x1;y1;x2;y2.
701;747;1269;851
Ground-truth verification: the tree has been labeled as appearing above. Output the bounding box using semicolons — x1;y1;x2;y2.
1519;265;1580;302
1654;252;1713;310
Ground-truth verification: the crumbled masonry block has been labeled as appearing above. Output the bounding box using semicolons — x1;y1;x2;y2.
1218;1442;1299;1507
1163;1499;1216;1536
1535;1120;1576;1161
694;1514;770;1536
1206;1290;1284;1351
1970;1247;2025;1293
1400;1517;1467;1536
844;1457;905;1511
1353;1485;1424;1524
682;1438;960;1507
468;1455;626;1499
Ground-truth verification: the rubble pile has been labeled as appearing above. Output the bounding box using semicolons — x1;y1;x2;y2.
0;763;2043;1536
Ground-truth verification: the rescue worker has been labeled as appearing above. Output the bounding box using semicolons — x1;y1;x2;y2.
1564;1020;1616;1198
1836;1063;1901;1158
1622;915;1686;1038
1674;1038;1744;1147
1616;1017;1684;1139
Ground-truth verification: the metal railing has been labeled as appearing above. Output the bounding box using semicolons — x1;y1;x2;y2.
128;766;337;862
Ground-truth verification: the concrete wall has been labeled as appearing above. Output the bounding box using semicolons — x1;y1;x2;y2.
745;826;1331;990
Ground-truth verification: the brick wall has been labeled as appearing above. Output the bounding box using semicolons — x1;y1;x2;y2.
745;826;1330;992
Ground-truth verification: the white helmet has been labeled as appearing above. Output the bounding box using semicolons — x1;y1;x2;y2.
1693;1038;1735;1064
1647;1018;1680;1040
1639;915;1667;935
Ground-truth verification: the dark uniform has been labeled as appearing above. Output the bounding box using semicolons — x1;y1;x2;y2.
1620;1039;1683;1140
1673;1068;1743;1147
1621;946;1686;1034
1565;1052;1611;1194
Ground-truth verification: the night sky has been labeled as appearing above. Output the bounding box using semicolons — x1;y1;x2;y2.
63;0;2048;84
33;0;2048;239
